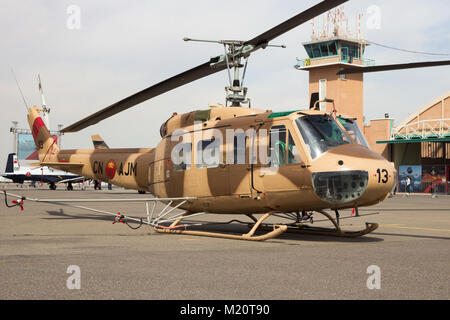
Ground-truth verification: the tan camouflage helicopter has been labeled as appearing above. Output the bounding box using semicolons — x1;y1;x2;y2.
5;0;450;241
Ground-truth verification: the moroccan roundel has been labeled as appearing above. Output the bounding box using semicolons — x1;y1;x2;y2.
106;160;116;179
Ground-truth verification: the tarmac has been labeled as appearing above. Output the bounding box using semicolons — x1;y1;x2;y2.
0;185;449;300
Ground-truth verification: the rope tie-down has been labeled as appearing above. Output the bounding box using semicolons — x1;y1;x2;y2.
4;190;25;211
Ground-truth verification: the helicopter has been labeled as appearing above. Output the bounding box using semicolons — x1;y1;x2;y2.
5;0;450;241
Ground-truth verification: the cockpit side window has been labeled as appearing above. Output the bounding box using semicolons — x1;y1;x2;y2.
338;117;371;149
287;132;301;164
269;125;287;167
296;114;351;160
268;125;301;166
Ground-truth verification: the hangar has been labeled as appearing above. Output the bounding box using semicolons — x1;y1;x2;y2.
376;91;450;194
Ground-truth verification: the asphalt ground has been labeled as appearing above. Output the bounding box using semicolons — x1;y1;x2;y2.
0;186;449;300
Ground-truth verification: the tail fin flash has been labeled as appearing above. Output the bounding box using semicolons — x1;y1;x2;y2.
27;106;59;162
5;153;19;173
91;134;110;149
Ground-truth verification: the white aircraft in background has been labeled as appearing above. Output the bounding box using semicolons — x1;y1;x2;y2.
2;153;85;190
2;75;87;190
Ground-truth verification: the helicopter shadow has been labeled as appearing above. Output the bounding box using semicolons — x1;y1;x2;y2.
43;209;114;222
177;219;385;243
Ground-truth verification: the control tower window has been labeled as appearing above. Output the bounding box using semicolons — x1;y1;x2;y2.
313;45;321;58
320;44;329;56
304;45;313;58
328;42;337;55
306;41;338;58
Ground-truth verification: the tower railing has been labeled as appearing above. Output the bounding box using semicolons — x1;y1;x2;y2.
295;56;375;69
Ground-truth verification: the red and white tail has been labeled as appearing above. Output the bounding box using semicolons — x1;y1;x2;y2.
27;106;59;163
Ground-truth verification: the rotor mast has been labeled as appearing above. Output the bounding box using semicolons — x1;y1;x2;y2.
183;37;285;107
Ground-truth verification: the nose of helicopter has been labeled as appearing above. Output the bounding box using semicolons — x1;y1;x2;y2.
309;144;395;209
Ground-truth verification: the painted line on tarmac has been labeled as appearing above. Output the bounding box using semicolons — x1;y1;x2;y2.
381;224;450;232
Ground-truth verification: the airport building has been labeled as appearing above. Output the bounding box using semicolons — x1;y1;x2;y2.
295;10;450;194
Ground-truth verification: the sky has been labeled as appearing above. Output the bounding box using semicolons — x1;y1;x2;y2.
1;0;449;171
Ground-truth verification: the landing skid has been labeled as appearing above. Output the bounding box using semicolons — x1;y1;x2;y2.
252;210;378;238
154;212;287;241
256;222;378;238
3;191;375;240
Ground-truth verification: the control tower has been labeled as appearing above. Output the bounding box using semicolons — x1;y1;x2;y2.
295;9;374;128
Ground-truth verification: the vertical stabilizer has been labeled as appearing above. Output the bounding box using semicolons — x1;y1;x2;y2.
91;134;110;149
27;106;60;162
5;153;19;173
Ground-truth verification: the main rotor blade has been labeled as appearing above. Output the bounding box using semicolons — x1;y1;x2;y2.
245;0;349;47
62;0;348;133
336;60;450;75
61;60;226;133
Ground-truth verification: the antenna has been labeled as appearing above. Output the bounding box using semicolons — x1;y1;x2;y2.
38;74;50;128
10;68;29;112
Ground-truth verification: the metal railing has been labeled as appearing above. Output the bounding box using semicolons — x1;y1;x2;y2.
295;56;375;69
392;118;450;139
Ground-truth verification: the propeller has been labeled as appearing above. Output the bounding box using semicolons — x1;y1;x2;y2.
336;60;450;75
61;0;348;133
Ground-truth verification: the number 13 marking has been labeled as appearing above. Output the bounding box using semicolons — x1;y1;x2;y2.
376;169;389;183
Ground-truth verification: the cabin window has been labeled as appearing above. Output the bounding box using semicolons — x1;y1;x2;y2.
172;142;192;171
196;138;220;168
233;133;247;164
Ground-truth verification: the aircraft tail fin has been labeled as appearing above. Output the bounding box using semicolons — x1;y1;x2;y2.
27;106;60;162
91;134;109;149
5;153;19;173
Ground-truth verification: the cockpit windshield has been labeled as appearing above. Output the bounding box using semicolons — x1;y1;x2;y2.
295;114;351;159
337;117;370;149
